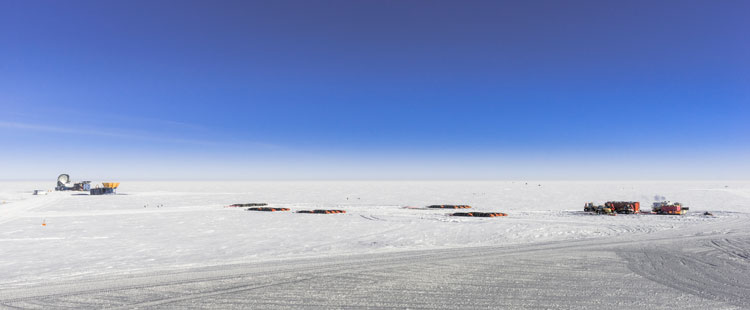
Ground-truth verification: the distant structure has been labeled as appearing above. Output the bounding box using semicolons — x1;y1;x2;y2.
90;183;119;195
55;174;91;191
54;174;120;195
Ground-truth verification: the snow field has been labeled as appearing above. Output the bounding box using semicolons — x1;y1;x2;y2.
1;180;747;289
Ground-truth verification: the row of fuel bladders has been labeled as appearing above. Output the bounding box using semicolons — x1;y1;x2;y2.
230;203;507;217
584;201;689;215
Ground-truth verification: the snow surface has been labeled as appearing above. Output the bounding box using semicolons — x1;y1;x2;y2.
0;181;749;309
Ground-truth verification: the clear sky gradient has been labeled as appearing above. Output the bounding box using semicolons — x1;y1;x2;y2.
1;0;748;180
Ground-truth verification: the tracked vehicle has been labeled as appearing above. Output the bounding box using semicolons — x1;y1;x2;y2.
652;201;688;215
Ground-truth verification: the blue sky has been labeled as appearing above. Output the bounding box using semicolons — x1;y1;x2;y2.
1;0;748;180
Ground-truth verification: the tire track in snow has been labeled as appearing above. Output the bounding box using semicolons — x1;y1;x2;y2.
3;224;749;309
0;194;63;225
709;238;750;260
2;202;749;309
617;219;750;308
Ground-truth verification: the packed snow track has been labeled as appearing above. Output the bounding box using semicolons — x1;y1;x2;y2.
2;219;749;309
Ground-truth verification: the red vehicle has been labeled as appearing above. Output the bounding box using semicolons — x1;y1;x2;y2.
652;202;688;215
604;201;640;214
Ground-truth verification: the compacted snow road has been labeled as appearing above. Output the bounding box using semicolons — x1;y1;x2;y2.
1;217;748;309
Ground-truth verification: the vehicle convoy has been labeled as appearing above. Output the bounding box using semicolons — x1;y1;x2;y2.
585;200;689;215
652;201;689;215
584;201;639;214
